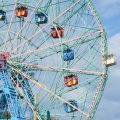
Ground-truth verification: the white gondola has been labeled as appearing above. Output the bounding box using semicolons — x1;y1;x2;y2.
104;54;116;66
17;87;24;99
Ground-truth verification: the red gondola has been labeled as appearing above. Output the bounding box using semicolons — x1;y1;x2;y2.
51;27;63;38
0;52;10;61
64;74;78;87
0;52;10;70
15;6;28;17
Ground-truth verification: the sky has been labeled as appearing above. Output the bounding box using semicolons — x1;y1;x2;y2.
92;0;120;120
0;1;119;120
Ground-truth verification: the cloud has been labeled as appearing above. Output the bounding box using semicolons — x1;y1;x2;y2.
108;32;120;59
95;32;120;120
96;98;120;120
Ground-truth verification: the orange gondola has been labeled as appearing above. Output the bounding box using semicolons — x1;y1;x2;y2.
0;52;10;70
15;6;28;17
64;74;78;87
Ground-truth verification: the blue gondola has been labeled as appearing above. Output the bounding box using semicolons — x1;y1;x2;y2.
35;12;48;24
64;100;78;113
63;48;74;61
0;10;6;21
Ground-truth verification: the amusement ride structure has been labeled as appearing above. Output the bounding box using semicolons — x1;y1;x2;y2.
0;0;116;120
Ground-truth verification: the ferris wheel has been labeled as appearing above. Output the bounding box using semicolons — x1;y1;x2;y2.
0;0;116;120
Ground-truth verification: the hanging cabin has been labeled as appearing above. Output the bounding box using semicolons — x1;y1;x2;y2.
0;52;10;70
0;10;6;21
16;85;24;99
63;48;74;61
64;74;78;87
15;6;28;17
51;27;63;38
1;111;11;119
35;12;48;24
104;54;116;67
64;100;78;113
